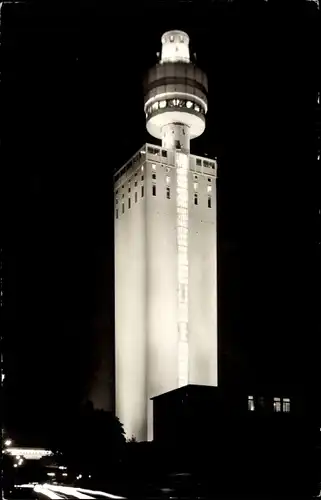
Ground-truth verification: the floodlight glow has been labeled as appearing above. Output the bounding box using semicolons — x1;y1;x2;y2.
4;439;12;446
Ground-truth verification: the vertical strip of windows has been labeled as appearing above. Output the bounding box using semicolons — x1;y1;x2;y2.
176;151;189;387
135;191;138;203
141;185;144;198
122;202;125;214
128;197;131;209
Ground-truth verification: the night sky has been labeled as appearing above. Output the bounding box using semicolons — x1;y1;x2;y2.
2;0;321;442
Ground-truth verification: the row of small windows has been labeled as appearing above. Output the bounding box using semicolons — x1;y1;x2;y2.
115;188;213;218
248;396;291;413
146;99;205;117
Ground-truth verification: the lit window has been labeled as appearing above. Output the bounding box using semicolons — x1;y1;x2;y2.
248;396;255;411
186;101;193;108
152;164;156;171
152;184;156;196
159;100;166;109
152;173;156;180
208;196;212;208
170;35;174;42
194;104;200;112
207;185;212;193
141;185;144;198
135;192;138;203
166;175;170;184
194;193;198;205
152;102;159;111
141;165;144;172
273;397;281;412
116;209;118;219
128;198;131;209
318;154;320;161
166;187;171;199
193;182;198;190
283;398;290;413
122;203;125;214
166;167;170;173
196;159;202;166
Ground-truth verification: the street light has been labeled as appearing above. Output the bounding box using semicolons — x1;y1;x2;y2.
4;439;12;446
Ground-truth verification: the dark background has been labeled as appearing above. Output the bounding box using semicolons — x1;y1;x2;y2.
2;0;321;443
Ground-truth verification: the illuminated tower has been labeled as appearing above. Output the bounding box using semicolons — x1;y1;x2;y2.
114;30;217;441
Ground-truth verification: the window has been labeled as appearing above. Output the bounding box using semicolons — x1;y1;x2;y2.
159;101;166;109
248;396;255;411
186;100;193;109
141;176;144;181
141;165;144;172
207;185;212;193
116;190;118;194
193;182;198;190
166;175;170;184
135;192;138;203
166;187;171;199
208;196;212;208
122;203;125;214
208;178;212;183
128;187;131;193
116;209;118;219
128;198;131;209
175;140;181;149
135;181;137;187
196;159;202;166
161;150;167;157
152;184;156;196
152;173;156;180
116;198;118;205
122;193;124;198
283;398;290;413
273;397;281;412
194;193;198;205
141;185;144;198
194;105;200;112
194;175;198;180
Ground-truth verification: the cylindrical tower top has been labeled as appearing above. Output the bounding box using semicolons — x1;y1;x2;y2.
161;30;190;64
144;30;208;141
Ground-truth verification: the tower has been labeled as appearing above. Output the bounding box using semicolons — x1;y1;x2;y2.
114;30;217;441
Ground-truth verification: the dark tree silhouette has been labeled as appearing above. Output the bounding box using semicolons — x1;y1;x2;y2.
53;402;126;478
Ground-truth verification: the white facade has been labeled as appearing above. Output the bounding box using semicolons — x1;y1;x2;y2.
114;144;218;441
